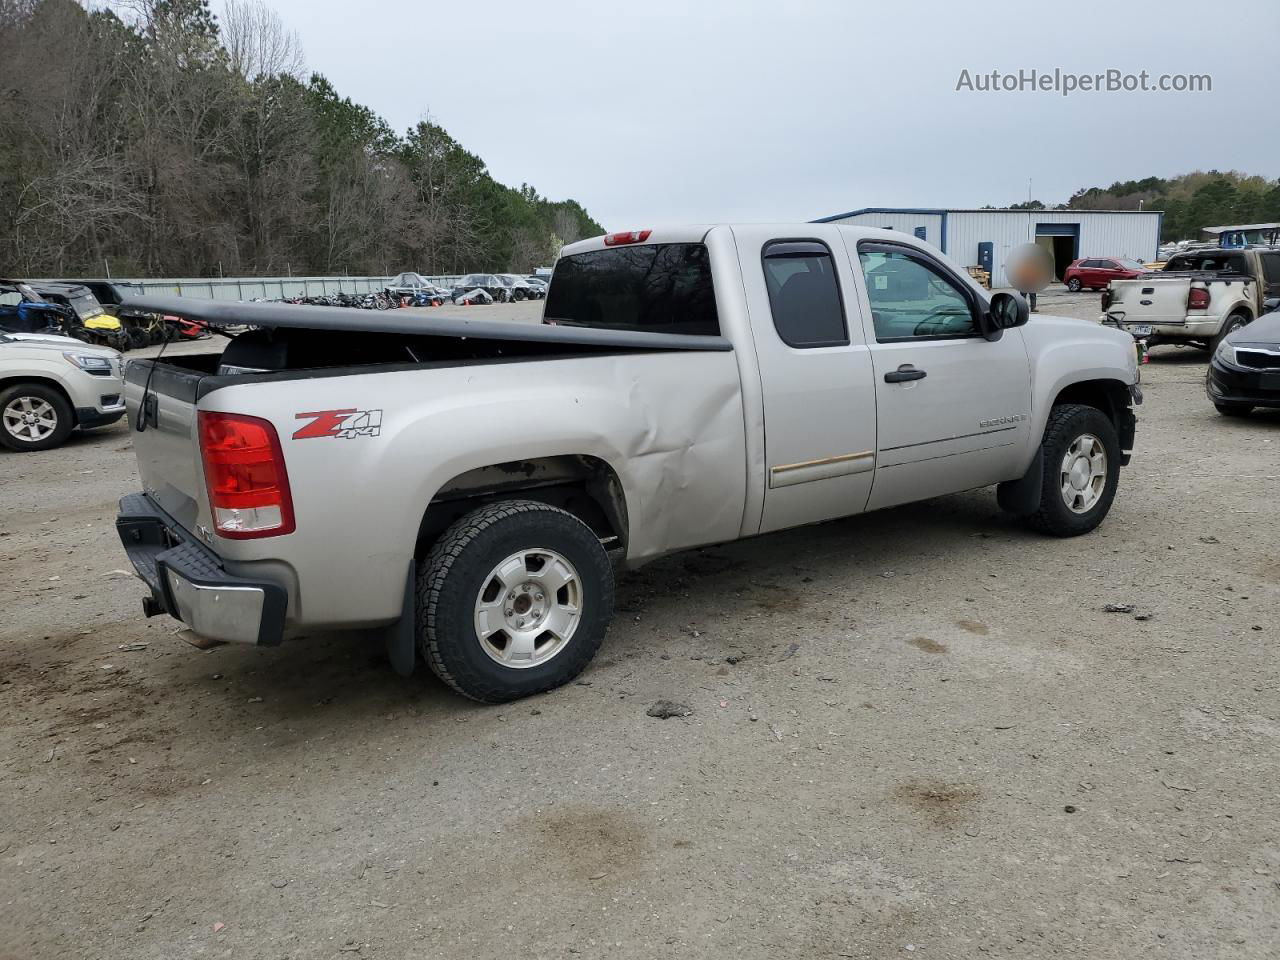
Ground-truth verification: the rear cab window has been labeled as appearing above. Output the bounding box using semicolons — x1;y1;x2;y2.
1164;253;1248;274
543;243;719;335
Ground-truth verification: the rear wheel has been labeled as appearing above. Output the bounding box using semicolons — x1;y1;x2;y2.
1022;404;1121;537
1210;312;1250;355
0;382;75;452
1066;277;1082;292
417;500;614;703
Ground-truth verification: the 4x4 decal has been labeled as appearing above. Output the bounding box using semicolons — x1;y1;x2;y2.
293;408;383;440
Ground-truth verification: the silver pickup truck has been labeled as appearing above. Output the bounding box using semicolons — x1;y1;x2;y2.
115;224;1141;702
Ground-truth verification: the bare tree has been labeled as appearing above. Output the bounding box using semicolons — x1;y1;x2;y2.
0;1;603;277
220;0;302;81
553;208;583;247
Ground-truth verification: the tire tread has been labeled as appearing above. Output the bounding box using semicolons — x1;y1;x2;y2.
417;499;612;702
1023;403;1119;536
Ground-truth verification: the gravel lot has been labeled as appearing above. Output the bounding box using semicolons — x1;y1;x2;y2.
2;290;1278;959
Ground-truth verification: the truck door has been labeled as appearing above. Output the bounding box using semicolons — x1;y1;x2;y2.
850;239;1033;511
734;228;878;534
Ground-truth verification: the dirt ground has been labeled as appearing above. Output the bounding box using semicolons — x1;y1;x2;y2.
2;290;1278;960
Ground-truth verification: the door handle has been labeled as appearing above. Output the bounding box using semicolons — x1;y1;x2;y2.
884;365;927;383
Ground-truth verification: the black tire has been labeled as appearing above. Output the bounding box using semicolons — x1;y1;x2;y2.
1210;312;1250;355
1214;402;1253;418
417;500;614;703
0;382;75;452
1022;404;1121;537
513;289;526;301
1066;277;1082;292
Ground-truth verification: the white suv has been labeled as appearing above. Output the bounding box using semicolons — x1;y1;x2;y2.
0;331;126;451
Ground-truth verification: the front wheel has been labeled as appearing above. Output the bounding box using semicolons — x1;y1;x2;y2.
1022;404;1121;537
418;500;614;702
1066;277;1082;292
0;382;75;452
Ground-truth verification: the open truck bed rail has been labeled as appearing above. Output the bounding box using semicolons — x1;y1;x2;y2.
120;295;733;353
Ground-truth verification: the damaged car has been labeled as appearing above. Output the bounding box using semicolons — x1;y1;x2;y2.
451;274;510;303
113;224;1140;704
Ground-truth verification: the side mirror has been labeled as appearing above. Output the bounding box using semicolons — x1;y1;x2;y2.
987;291;1029;336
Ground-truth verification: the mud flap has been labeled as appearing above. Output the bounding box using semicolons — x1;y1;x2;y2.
384;560;417;677
996;448;1043;517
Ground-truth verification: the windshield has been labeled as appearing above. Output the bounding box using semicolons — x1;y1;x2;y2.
1117;259;1145;270
460;274;488;285
543;242;719;335
70;294;104;319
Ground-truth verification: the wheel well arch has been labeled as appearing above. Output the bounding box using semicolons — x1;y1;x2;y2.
414;455;629;560
1050;377;1136;459
0;375;76;422
1052;378;1129;422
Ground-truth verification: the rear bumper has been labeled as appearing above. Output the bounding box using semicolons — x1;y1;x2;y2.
1207;361;1280;408
1103;313;1221;339
115;493;287;645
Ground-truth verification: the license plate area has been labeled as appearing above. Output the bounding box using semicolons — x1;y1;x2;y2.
1126;324;1152;336
1261;372;1280;391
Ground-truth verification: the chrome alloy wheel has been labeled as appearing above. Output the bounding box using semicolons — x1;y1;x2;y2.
2;396;58;443
473;548;583;668
1059;433;1107;514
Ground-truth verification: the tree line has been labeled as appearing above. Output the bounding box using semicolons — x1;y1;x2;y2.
998;170;1280;242
0;0;603;279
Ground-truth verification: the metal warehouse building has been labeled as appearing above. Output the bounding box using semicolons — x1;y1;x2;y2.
814;207;1162;288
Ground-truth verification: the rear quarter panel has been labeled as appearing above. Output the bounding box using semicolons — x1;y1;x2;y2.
200;350;747;628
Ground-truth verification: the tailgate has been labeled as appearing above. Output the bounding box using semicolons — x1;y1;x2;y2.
124;359;210;535
1107;278;1188;325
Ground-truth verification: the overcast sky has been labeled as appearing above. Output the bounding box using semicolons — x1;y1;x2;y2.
259;0;1279;230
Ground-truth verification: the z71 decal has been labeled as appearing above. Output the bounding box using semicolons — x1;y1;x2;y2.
293;408;383;440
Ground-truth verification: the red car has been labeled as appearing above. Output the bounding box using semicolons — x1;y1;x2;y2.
1063;257;1146;292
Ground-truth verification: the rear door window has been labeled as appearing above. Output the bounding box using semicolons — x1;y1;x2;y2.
761;240;848;348
544;243;719;335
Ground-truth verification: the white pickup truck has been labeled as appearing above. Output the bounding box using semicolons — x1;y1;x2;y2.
1103;247;1280;350
114;225;1141;702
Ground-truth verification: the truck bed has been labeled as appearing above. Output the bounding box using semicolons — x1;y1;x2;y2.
121;298;749;629
120;294;733;355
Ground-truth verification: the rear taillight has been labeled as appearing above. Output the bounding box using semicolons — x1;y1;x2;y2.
198;411;295;539
1188;287;1211;311
1101;289;1112;311
603;229;652;246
